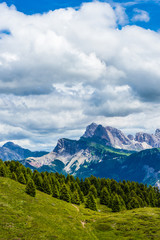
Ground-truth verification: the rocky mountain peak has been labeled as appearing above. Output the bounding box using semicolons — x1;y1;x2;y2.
82;122;98;138
134;132;157;147
105;126;131;145
81;123;160;150
155;129;160;138
53;138;78;155
3;142;20;149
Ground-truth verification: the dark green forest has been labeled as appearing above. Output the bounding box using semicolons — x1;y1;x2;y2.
1;159;160;212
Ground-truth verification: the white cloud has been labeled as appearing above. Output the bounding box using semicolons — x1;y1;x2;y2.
132;8;150;22
0;1;159;150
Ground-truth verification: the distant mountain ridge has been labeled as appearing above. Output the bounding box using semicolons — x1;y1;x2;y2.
0;142;48;161
2;123;160;187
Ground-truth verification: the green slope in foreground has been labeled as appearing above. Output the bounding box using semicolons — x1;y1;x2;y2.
1;177;160;240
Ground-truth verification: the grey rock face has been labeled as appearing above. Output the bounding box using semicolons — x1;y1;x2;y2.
53;138;78;155
82;123;160;151
106;126;131;145
135;133;158;147
128;134;134;141
155;129;160;139
82;122;98;138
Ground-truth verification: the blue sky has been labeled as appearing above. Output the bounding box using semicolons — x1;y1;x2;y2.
0;0;160;150
1;0;160;30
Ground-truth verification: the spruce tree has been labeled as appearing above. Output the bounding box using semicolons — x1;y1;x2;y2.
0;164;6;177
83;178;91;196
26;179;36;197
52;185;60;199
100;187;110;206
34;174;43;191
11;172;17;181
42;176;52;195
18;172;26;184
85;192;97;211
89;185;97;198
75;182;84;202
70;182;76;192
128;197;140;209
71;190;80;205
60;184;71;202
112;194;122;212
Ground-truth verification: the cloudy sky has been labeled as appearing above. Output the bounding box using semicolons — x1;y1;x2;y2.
0;0;160;151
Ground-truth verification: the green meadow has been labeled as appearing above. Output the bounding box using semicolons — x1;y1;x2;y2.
1;177;160;240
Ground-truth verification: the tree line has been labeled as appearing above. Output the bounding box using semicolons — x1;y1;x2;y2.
0;159;160;212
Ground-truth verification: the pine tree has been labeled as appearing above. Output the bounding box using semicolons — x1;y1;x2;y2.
34;174;43;191
85;192;97;211
42;176;52;195
65;174;70;184
79;190;84;203
70;182;76;192
83;178;91;196
52;185;60;199
0;164;6;177
26;179;36;197
112;194;122;212
71;190;80;205
148;190;156;207
60;184;71;202
100;187;110;206
26;167;32;177
119;195;126;210
128;197;140;209
89;185;97;198
11;172;17;181
18;172;26;184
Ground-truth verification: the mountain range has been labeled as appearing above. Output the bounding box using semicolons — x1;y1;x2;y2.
2;123;160;187
0;142;48;161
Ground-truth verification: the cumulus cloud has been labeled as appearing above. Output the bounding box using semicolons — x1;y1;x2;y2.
0;1;159;150
132;8;150;22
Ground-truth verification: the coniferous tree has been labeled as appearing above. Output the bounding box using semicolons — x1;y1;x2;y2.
60;184;71;202
79;190;84;203
83;178;91;196
0;164;6;177
119;195;126;210
65;174;70;184
148;190;156;207
34;174;43;191
11;172;17;181
128;197;140;209
26;178;36;197
85;192;97;211
52;185;60;199
42;176;52;195
71;190;80;205
70;182;76;192
89;185;97;198
100;187;110;206
75;182;84;203
18;172;26;184
76;177;80;186
112;194;122;212
26;167;32;177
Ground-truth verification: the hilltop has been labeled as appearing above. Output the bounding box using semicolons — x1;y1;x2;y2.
1;177;160;240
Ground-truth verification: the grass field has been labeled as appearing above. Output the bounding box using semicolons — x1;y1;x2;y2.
1;177;160;240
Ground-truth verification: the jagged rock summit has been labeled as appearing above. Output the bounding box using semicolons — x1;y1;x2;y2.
12;123;160;187
82;123;160;151
24;123;160;174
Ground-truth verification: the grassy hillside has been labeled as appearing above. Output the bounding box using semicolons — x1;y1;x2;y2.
1;177;160;240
